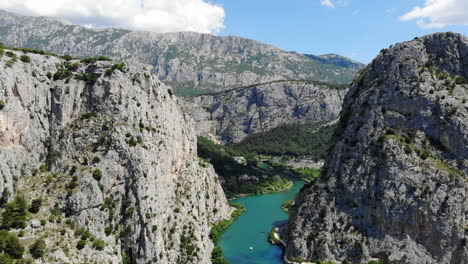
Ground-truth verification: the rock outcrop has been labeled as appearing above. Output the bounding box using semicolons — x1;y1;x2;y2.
0;49;230;263
181;81;347;143
0;10;364;92
284;32;468;263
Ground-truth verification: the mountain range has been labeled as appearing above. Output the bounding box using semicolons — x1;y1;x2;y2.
0;10;364;93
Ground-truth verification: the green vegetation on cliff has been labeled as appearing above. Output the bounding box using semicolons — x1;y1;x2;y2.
281;200;293;213
197;137;293;197
232;123;336;159
210;203;245;264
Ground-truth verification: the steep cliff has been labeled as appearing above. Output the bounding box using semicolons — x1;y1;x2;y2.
0;48;230;263
0;10;364;92
181;81;347;143
284;32;468;263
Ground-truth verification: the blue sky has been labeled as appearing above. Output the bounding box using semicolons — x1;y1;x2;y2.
211;0;468;63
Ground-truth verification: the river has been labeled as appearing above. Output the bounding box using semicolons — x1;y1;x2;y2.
218;179;305;264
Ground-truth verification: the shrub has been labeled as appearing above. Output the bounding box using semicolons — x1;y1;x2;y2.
106;63;125;75
20;55;31;63
81;230;91;241
0;253;13;264
97;56;112;61
386;128;396;135
0;188;9;207
82;73;101;84
76;240;86;250
5;51;15;58
79;112;97;120
74;228;86;238
29;198;43;214
39;164;48;173
92;169;103;181
3;232;24;259
104;226;112;236
211;246;229;264
65;62;79;71
92;239;106;250
420;150;430;160
454;76;467;85
5;59;16;68
0;101;5;110
45;175;54;185
61;55;75;61
80;57;98;64
68;180;78;189
128;137;137;147
92;156;101;164
29;238;46;259
404;145;412;155
53;68;73;80
69;165;77;175
1;195;28;229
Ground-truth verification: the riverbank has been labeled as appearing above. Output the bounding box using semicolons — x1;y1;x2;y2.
228;177;294;199
210;203;246;264
281;200;293;213
268;227;315;264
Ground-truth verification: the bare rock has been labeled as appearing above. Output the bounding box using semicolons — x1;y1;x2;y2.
284;32;468;264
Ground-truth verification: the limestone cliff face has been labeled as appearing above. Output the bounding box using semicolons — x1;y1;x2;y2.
0;50;230;263
0;10;364;92
181;81;347;143
284;32;468;263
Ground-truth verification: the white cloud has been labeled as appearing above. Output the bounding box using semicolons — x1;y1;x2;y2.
400;0;468;28
321;0;335;8
0;0;225;34
352;9;360;15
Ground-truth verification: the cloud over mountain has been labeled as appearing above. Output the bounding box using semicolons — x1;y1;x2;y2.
0;0;225;34
400;0;468;28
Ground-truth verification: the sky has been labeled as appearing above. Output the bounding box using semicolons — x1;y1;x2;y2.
212;0;468;63
0;0;467;63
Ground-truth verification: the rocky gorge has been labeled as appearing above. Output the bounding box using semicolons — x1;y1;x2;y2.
0;8;466;264
0;47;231;263
181;80;347;143
284;32;468;263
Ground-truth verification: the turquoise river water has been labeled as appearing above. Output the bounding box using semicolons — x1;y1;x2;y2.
218;179;305;264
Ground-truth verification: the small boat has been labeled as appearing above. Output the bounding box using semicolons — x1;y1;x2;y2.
249;247;253;250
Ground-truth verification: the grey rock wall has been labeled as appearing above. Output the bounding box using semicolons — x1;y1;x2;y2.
0;50;230;263
284;32;468;264
181;81;347;143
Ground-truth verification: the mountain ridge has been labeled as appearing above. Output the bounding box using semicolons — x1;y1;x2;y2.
0;9;364;92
